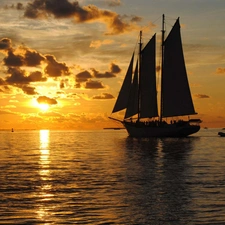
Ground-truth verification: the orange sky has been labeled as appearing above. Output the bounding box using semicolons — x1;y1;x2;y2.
1;0;225;130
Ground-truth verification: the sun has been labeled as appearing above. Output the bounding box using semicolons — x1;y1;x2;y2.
38;103;49;111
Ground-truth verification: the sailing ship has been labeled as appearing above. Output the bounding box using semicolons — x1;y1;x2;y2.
109;15;202;137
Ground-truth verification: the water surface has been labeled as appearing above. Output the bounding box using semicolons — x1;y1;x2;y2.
0;129;225;224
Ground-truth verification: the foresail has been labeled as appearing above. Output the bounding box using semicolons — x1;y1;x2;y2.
162;18;196;117
112;54;134;113
125;61;139;119
140;34;158;118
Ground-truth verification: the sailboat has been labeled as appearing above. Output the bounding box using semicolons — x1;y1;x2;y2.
109;15;202;137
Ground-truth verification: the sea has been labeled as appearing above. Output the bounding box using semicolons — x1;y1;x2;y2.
0;128;225;225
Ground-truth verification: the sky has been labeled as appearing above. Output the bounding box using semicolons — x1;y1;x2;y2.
0;0;225;130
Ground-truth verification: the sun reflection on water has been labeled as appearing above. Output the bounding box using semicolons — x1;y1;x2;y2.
39;130;50;178
37;130;54;222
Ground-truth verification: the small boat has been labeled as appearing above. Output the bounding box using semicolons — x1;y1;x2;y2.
218;132;225;137
109;15;202;137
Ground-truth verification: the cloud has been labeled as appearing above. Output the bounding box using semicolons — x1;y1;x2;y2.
0;78;6;85
108;0;122;7
37;95;58;105
216;67;225;75
92;69;116;78
17;0;141;34
0;38;12;51
4;50;24;67
75;62;120;89
91;62;121;78
2;67;46;95
75;70;92;83
3;46;45;67
92;92;114;99
29;71;47;82
45;55;70;77
194;94;210;99
1;39;70;80
60;80;65;89
5;67;47;84
0;110;15;115
110;62;121;73
24;49;46;66
21;85;37;95
84;80;105;89
6;67;30;84
89;39;114;49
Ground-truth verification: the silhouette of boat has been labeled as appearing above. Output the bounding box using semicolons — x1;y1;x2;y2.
109;15;201;137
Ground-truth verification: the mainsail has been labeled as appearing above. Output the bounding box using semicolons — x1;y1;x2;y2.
140;34;158;118
161;18;196;117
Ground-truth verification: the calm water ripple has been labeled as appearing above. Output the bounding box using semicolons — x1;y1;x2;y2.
1;129;225;224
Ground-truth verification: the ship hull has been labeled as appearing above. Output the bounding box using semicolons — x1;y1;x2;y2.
123;122;200;137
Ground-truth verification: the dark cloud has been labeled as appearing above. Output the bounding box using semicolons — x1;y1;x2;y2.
37;95;58;105
84;80;105;89
18;0;140;34
91;62;121;78
0;38;12;51
45;55;70;77
75;62;120;89
110;63;121;73
92;92;114;99
21;85;37;95
4;50;24;67
75;70;92;83
60;81;65;89
3;48;45;67
24;49;45;66
194;94;210;99
5;67;47;84
29;71;47;82
6;67;30;84
92;69;116;78
1;39;68;79
59;78;69;89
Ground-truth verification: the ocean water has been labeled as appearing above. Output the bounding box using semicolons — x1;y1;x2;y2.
0;128;225;225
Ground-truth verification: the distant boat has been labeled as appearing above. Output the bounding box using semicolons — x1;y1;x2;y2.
109;14;202;137
218;132;225;137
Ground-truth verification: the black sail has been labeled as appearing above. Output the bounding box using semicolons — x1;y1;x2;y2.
162;19;196;117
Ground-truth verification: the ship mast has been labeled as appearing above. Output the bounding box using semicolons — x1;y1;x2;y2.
160;14;165;123
137;30;142;121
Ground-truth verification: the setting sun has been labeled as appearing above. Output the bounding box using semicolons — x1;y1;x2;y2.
39;104;49;111
31;98;50;111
